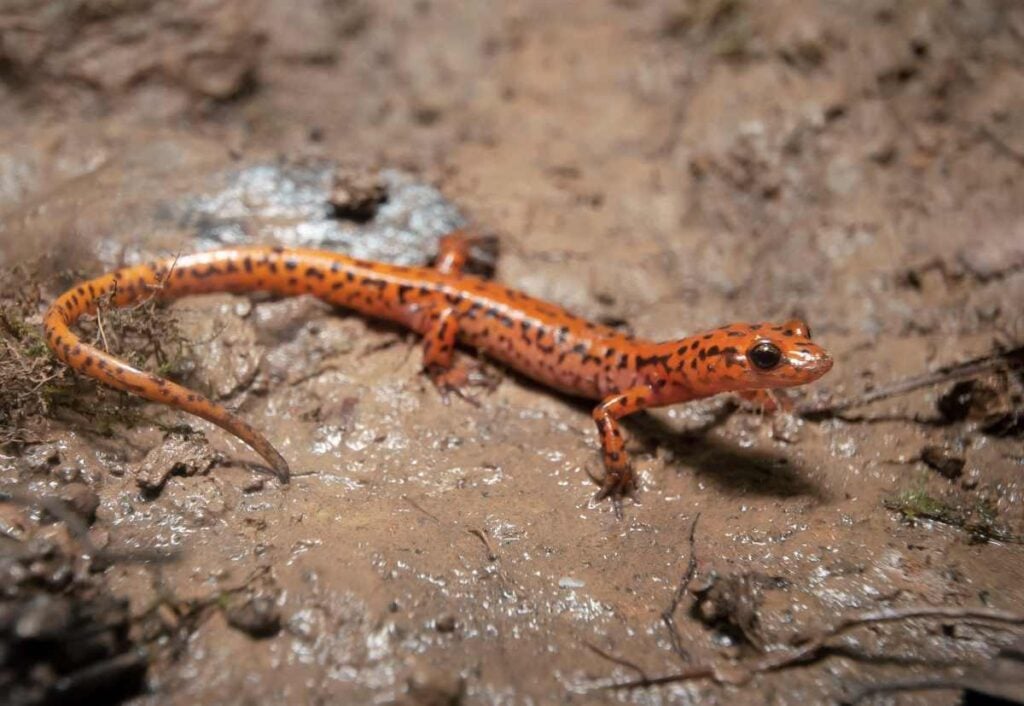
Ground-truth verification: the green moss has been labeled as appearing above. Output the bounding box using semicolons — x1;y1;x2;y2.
0;261;192;449
885;489;1018;544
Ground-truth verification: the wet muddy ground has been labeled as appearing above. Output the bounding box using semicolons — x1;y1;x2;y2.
1;1;1023;704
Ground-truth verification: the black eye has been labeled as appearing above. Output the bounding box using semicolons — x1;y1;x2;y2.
748;342;782;370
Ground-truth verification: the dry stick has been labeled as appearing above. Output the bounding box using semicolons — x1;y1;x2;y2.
467;528;497;562
0;485;177;564
661;513;701;663
797;346;1024;419
600;606;1024;691
582;641;651;682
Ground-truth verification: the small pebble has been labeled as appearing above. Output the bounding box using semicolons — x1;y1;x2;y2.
920;445;965;480
225;594;281;638
434;615;457;633
58;483;100;524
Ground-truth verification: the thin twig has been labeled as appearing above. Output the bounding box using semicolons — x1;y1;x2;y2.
402;494;441;523
797;346;1024;419
602;605;1024;691
0;485;178;564
467;528;497;562
661;513;701;662
583;641;651;681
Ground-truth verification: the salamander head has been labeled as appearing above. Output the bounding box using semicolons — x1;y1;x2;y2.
681;318;833;394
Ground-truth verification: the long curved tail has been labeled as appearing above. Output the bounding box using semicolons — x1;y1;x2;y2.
43;252;291;481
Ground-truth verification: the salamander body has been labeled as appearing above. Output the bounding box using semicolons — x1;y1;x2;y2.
44;233;833;499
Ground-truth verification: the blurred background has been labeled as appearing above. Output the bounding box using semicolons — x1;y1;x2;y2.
1;2;1023;704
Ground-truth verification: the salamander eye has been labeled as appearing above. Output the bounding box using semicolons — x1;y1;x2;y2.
748;342;782;370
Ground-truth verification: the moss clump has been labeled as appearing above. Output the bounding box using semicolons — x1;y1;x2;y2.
885;489;1017;544
0;261;189;448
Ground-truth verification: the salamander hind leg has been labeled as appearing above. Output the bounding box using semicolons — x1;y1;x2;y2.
590;386;654;508
421;308;496;404
435;229;498;277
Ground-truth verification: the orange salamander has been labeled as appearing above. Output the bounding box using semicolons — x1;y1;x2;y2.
43;232;833;500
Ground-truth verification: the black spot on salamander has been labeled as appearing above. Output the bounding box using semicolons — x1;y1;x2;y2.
655;379;667;389
727;330;744;337
706;345;720;356
636;353;671;369
331;281;344;291
76;286;85;296
617;353;629;370
699;349;707;361
555;326;570;344
305;266;325;280
187;394;197;402
243;256;253;273
271;246;284;254
268;262;278;274
176;269;187;279
537;340;555;354
784;329;794;336
225;260;239;274
690;359;698;370
361;277;387;290
82;356;93;368
483;307;499;320
703;333;713;340
55;335;63;346
287;276;298;286
284;259;299;271
397;284;414;303
499;314;514;328
572;343;588;355
445;292;463;305
330;260;341;273
97;359;107;370
345;272;355;282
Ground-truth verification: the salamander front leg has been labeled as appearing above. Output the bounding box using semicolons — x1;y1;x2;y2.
736;389;791;413
591;386;654;505
421;308;495;404
434;229;497;276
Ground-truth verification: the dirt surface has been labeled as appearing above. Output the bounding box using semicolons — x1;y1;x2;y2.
2;1;1024;704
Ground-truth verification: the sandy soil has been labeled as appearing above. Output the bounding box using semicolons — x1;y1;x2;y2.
1;1;1023;704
